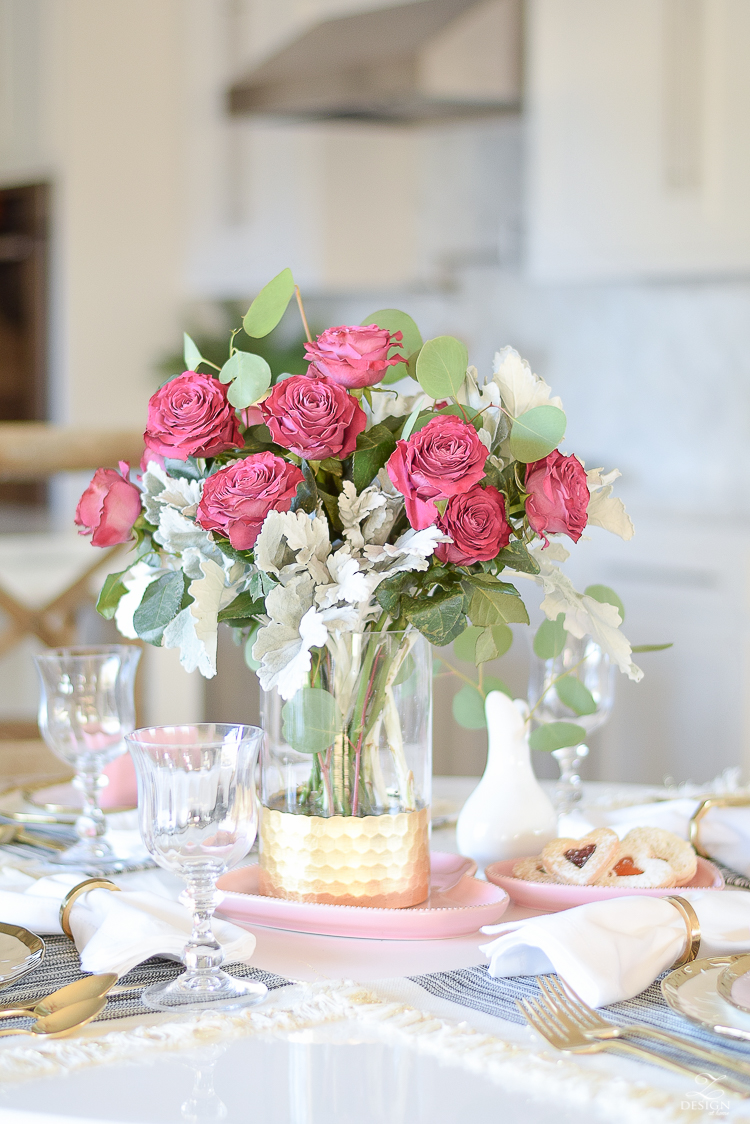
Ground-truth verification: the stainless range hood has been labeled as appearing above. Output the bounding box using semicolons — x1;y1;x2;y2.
228;0;522;123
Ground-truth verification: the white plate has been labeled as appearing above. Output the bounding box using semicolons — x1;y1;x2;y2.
661;955;750;1042
0;922;44;986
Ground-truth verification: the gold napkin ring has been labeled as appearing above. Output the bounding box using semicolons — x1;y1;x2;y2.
688;794;750;857
59;877;121;939
666;895;701;967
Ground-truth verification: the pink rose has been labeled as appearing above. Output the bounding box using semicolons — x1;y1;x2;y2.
525;450;589;544
75;462;141;547
144;371;242;461
304;324;406;389
386;415;489;530
196;453;304;550
261;373;366;461
435;485;512;565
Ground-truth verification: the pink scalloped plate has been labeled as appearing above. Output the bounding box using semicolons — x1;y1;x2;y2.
216;852;509;939
485;855;724;911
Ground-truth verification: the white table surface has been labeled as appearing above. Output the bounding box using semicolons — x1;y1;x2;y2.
0;777;738;1124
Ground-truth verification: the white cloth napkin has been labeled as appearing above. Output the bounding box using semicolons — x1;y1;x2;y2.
0;870;256;977
482;890;750;1007
560;798;750;875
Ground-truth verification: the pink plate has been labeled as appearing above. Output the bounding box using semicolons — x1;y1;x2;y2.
485;855;724;911
216;852;509;939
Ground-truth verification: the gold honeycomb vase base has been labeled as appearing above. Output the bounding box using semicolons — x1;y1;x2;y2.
258;804;430;908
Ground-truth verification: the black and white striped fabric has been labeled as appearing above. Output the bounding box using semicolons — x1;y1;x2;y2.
0;936;292;1026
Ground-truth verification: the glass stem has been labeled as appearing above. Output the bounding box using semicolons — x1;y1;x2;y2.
73;771;107;841
183;874;223;975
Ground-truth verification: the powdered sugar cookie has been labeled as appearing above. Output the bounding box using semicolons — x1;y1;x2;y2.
512;857;554;883
541;828;620;886
598;853;675;889
618;827;697;885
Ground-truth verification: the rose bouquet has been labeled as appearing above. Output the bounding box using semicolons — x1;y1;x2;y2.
77;268;640;823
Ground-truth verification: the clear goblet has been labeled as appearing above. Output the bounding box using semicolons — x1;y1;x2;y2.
34;645;141;866
528;634;616;813
125;723;267;1012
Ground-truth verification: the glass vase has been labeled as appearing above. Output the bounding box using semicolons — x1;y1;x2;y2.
260;630;432;908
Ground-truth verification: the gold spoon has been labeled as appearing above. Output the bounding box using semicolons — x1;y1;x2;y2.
0;824;67;852
0;973;118;1019
0;996;107;1038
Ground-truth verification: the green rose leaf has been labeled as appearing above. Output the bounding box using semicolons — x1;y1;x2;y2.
282;687;341;755
352;423;397;491
452;678;512;729
217;591;265;628
631;643;673;652
290;460;318;515
415;336;468;400
533;613;567;659
219;351;272;409
465;576;529;628
454;625;482;663
403;587;467;646
183;333;203;372
132;571;186;645
475;624;513;664
495;539;540;575
509;405;567;463
585;584;625;623
555;675;597;716
360;308;422;385
96;570;128;621
243;268;296;339
529;721;587;752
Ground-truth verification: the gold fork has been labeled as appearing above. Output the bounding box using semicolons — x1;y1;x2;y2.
538;976;750;1083
517;983;750;1097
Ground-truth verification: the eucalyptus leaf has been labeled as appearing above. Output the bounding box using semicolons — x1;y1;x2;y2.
360;308;422;380
415;336;468;400
183;333;203;372
353;424;397;491
509;405;567;463
219;351;272;409
529;721;587;752
555;675;597;716
453;625;482;663
132;571;186;645
243;268;296;338
410;404;481;435
533;613;567;659
475;624;513;663
585;584;625;623
96;571;128;621
452;677;511;729
282;687;341;755
631;643;673;652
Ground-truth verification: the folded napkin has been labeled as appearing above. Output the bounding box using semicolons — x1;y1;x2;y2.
560;797;750;875
0;869;256;977
482;889;750;1007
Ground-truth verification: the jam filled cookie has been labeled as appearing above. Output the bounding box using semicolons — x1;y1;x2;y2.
598;852;675;889
616;827;697;885
512;857;554;883
540;828;620;886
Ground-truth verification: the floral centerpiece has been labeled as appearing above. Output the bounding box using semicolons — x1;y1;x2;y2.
77;268;640;906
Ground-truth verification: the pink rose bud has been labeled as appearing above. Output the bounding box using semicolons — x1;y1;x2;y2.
75;461;141;547
435;485;512;565
196;452;304;550
304;324;406;389
261;372;366;461
525;449;589;544
144;371;242;461
386;415;489;530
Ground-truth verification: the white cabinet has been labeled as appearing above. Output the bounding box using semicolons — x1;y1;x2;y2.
527;0;750;281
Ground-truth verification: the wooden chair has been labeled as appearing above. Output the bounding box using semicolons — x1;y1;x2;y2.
0;423;143;786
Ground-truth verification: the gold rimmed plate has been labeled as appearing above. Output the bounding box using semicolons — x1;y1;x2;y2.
662;955;750;1042
0;922;45;987
717;953;750;1016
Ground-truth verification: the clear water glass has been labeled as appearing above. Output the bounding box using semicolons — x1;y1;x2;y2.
34;645;141;866
528;634;616;813
126;723;267;1012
